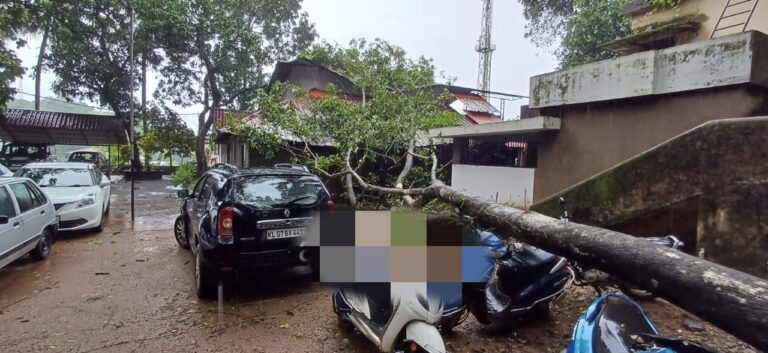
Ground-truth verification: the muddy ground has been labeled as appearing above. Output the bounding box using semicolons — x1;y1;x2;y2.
0;179;758;353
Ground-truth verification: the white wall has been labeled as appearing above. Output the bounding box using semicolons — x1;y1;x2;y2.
451;164;535;207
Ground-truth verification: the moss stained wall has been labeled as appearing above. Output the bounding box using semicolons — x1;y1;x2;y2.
532;116;768;278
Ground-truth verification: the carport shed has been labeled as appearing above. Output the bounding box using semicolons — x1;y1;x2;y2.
0;109;129;146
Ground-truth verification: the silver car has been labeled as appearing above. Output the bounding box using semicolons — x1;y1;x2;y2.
0;177;58;270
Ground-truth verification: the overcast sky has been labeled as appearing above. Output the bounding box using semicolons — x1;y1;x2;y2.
10;0;557;129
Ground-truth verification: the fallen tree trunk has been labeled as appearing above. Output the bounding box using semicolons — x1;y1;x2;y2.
350;172;768;351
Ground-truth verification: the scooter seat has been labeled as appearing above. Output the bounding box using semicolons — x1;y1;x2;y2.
593;296;658;353
509;244;558;267
496;246;561;296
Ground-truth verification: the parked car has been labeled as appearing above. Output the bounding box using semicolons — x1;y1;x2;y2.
0;143;53;172
0;163;12;177
15;162;111;232
0;177;58;270
174;163;333;298
68;149;110;176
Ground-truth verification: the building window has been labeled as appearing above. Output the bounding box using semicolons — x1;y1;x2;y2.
465;134;539;168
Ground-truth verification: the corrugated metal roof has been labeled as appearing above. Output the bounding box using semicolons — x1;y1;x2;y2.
466;111;503;124
453;92;500;115
0;109;128;145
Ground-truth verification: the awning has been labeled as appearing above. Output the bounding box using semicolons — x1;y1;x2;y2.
429;116;561;139
0;109;129;145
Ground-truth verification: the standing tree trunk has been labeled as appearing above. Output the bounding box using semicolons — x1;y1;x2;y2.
141;54;150;171
34;28;49;111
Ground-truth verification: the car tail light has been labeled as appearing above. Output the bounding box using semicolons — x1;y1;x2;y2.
327;200;335;210
218;206;234;244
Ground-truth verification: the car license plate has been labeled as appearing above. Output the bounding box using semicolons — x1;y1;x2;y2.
266;227;306;240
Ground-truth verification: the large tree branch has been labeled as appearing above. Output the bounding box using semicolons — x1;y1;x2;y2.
346;149;430;197
353;180;768;351
395;140;417;206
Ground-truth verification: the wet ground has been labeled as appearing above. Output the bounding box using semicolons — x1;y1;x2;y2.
0;179;758;353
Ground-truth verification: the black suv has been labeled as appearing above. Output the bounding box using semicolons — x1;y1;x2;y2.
0;144;52;172
174;163;332;298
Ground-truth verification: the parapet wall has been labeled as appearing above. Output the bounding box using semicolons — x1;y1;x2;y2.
529;31;768;109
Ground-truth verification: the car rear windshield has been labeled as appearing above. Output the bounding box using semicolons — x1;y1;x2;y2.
234;175;322;208
69;153;98;162
2;145;48;156
16;168;95;187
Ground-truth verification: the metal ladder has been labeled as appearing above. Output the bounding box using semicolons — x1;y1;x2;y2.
710;0;760;39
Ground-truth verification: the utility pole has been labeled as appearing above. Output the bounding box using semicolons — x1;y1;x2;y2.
129;4;136;222
475;0;495;99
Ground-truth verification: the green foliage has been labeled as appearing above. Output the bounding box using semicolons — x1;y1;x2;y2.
96;145;131;169
143;0;316;173
171;163;197;188
650;0;682;8
519;0;631;68
43;0;148;118
138;105;195;165
234;39;459;207
0;1;36;107
559;0;631;68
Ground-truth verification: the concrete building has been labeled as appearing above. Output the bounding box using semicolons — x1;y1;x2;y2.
433;31;768;202
431;30;768;277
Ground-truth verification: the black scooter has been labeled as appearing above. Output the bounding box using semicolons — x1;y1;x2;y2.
559;198;685;300
439;217;574;331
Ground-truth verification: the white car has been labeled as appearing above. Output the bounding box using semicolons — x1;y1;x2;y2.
0;177;58;269
15;162;111;232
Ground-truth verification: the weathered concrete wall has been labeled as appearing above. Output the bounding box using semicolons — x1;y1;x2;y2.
533;85;768;201
532;116;768;278
529;31;768;109
451;164;534;206
699;182;768;277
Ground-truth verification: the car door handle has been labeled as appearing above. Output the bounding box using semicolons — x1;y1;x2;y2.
12;222;20;227
40;210;45;215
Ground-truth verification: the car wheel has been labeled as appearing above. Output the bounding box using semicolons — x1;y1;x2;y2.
195;250;217;299
30;229;53;261
104;199;110;216
94;211;105;233
174;215;190;249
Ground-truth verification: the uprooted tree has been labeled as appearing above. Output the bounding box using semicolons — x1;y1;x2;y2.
231;39;459;208
234;39;768;350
